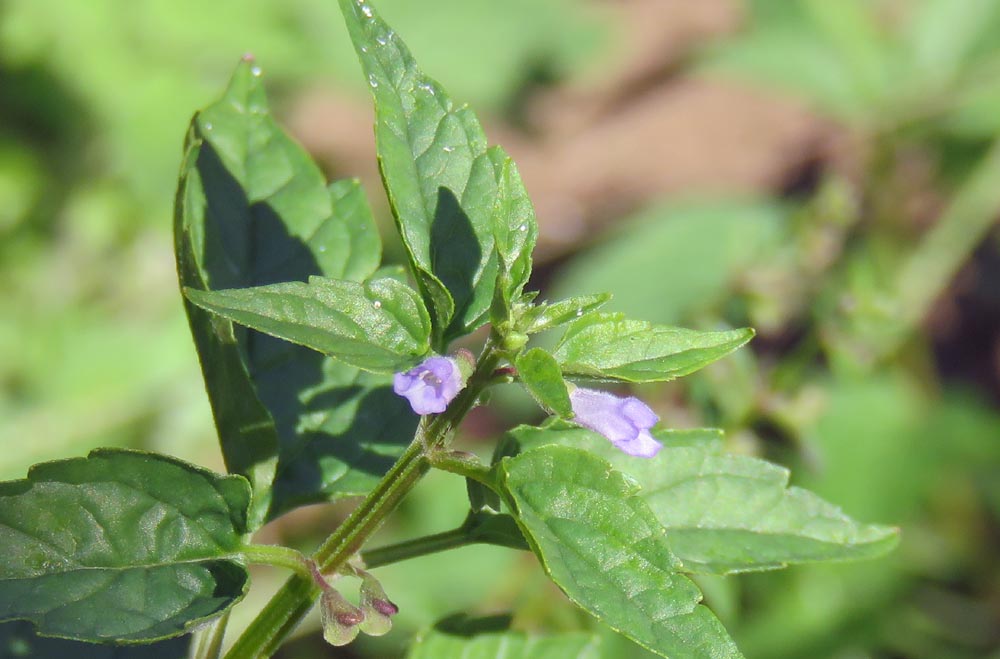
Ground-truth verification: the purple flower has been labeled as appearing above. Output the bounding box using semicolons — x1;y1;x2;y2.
569;387;662;458
393;356;464;414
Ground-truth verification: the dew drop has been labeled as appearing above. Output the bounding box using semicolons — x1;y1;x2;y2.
376;35;387;45
373;300;382;309
318;245;327;253
443;146;454;153
518;223;528;231
575;309;584;317
250;65;262;77
418;82;435;96
360;45;368;53
368;74;379;88
204;122;213;131
361;4;374;17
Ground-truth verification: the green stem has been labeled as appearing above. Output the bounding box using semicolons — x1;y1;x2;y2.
222;339;503;659
362;526;472;569
190;610;230;659
888;138;1000;353
428;450;492;485
239;545;313;582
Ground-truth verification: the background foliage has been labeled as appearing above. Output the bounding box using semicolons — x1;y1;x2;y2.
2;0;999;657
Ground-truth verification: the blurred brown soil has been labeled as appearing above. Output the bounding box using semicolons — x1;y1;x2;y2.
288;0;837;261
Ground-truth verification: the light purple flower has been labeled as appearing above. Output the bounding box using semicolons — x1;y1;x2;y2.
393;356;464;415
569;388;662;458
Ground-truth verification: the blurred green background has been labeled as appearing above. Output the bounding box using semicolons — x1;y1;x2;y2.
2;0;999;657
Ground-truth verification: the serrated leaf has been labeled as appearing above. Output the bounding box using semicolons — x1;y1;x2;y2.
520;293;613;334
407;614;600;659
175;58;392;527
0;450;250;644
489;148;538;327
497;445;743;659
553;313;754;383
515;348;572;418
185;276;431;373
507;425;899;575
339;0;503;344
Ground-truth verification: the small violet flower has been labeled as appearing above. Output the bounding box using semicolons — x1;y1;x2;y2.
569;387;663;458
393;356;464;415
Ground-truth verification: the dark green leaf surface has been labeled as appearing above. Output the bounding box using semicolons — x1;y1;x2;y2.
489;148;538;326
407;614;599;659
508;425;899;575
185;276;431;373
520;293;612;334
339;0;503;343
175;59;399;526
0;450;250;643
497;445;743;659
0;621;190;658
553;313;754;382
515;348;572;417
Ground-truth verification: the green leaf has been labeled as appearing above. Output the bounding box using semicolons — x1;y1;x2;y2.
514;348;572;418
507;425;899;575
407;614;600;659
497;445;743;659
185;275;431;373
0;621;191;658
553;313;754;383
262;358;420;517
339;0;503;344
520;293;612;334
175;58;393;527
489;148;538;327
0;450;250;644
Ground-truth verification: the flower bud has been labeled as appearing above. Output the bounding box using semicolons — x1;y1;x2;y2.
358;573;398;636
320;587;364;647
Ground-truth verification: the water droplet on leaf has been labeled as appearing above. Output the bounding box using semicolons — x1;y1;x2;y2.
250;66;262;77
373;300;382;309
368;74;379;88
361;4;374;17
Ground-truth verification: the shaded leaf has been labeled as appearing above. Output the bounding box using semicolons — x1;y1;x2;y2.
553;313;754;383
175;58;393;527
407;614;600;659
339;0;503;343
497;445;743;659
515;348;572;417
0;450;250;643
508;425;899;575
185;276;431;374
0;621;190;658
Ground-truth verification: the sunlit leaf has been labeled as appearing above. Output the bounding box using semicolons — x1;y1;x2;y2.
553;313;753;383
508;424;899;575
497;445;744;659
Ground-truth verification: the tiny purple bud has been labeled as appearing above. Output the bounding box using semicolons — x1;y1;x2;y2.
569;388;663;458
320;588;363;646
393;356;464;415
358;573;398;636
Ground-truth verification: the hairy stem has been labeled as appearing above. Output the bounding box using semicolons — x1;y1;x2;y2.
190;610;230;659
222;339;502;658
362;526;472;569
